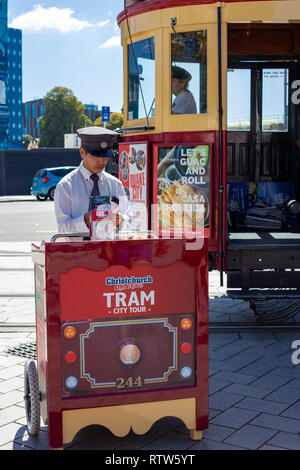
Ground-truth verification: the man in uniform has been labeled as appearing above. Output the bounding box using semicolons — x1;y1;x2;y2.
54;126;129;236
171;66;197;115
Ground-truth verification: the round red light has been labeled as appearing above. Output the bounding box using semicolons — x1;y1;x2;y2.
181;342;192;355
65;351;77;364
181;318;192;330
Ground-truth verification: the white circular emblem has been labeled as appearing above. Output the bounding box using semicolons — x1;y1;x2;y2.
100;141;108;149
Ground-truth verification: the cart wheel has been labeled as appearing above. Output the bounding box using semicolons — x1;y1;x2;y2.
24;360;40;435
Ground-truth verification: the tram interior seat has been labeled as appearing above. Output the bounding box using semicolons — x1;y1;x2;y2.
227;181;300;233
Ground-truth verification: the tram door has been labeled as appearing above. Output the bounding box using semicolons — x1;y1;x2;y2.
227;63;295;184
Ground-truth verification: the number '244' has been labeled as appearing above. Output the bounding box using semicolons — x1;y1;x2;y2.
116;376;143;389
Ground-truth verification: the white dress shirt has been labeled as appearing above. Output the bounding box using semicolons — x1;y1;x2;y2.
172;89;197;114
54;162;130;235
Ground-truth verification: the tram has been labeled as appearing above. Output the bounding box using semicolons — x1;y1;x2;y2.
117;0;300;323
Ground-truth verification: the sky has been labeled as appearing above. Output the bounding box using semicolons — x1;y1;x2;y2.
7;1;290;123
8;0;126;112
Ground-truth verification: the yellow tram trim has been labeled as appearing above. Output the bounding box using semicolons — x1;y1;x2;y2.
120;0;300;136
122;12;224;134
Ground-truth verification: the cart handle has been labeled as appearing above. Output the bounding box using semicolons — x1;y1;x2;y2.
50;232;90;242
50;230;158;242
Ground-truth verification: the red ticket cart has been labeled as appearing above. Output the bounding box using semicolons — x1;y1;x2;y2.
27;236;208;449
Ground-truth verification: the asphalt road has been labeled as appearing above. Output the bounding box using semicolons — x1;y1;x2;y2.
0;196;58;242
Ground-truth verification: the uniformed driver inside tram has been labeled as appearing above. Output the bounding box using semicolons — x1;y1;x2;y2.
171;66;197;115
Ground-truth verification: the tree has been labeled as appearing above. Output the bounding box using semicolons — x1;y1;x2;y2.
39;87;91;147
94;112;123;131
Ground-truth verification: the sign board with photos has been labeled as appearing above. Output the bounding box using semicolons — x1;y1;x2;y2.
118;142;149;231
153;145;211;238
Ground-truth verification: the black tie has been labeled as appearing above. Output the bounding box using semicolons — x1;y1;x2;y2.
90;174;100;196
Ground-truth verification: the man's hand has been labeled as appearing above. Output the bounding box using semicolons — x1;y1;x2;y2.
84;212;90;228
113;211;123;229
85;211;122;230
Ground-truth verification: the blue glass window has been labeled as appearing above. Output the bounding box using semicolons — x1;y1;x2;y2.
128;37;155;120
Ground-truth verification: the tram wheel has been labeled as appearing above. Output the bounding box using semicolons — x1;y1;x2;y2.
249;292;300;325
24;360;41;435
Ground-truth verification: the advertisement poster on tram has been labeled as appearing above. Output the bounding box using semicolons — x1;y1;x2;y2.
118;142;149;231
153;145;210;238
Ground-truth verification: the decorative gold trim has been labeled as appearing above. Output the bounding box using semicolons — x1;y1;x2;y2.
79;318;178;388
62;398;203;444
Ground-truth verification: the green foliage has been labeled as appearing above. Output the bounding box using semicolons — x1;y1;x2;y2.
94;112;123;131
39;87;91;147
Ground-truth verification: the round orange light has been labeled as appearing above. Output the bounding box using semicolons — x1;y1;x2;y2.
120;343;141;365
181;342;192;355
64;326;76;339
181;318;192;330
65;351;77;364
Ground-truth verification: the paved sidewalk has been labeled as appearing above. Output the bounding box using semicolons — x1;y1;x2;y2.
0;242;300;450
0;196;35;203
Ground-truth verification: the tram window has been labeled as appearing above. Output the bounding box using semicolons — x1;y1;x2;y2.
262;69;289;132
227;69;251;131
128;37;155;120
171;30;207;115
